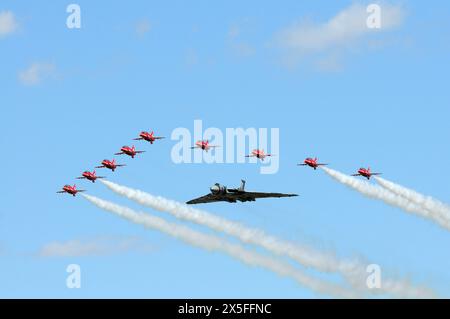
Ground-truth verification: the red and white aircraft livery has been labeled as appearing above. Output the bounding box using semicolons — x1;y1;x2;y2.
351;167;382;180
298;157;328;170
191;140;219;152
115;145;145;159
76;170;105;183
57;184;85;197
96;159;126;172
134;131;165;144
245;149;273;161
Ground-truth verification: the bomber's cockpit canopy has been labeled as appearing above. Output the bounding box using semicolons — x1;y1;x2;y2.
210;183;226;194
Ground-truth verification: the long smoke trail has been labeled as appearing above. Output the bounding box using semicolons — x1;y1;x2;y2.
82;193;356;298
100;180;435;298
375;176;450;228
321;167;450;232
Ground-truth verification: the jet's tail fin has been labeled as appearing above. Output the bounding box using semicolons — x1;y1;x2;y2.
239;180;246;191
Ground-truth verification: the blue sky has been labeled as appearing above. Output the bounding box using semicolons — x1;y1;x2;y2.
1;0;450;298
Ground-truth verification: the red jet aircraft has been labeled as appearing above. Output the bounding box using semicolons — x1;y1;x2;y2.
351;167;382;180
57;184;85;197
96;159;126;172
191;140;219;152
76;170;105;183
245;149;273;161
298;157;328;170
134;130;165;144
115;145;145;158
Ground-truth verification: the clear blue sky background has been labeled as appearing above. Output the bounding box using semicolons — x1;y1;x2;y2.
1;1;449;298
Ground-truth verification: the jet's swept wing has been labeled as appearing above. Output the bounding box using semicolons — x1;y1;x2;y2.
186;193;237;205
186;190;298;205
239;191;298;199
226;190;297;203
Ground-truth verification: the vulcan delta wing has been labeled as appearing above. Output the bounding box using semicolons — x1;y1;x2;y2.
186;180;298;205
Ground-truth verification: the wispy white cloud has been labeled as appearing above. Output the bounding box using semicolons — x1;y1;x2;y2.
227;22;255;58
18;63;57;86
275;2;405;69
38;236;155;257
0;10;18;37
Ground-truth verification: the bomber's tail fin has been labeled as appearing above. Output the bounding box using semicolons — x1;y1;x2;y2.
239;180;246;191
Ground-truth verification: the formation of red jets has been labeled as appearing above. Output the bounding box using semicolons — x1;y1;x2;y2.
57;131;382;196
57;130;165;196
298;157;382;179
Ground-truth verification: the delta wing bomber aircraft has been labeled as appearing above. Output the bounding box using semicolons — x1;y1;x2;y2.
186;180;298;205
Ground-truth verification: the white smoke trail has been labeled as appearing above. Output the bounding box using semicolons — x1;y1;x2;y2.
82;194;356;298
375;177;450;229
100;180;435;298
321;167;450;232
